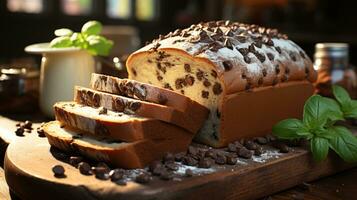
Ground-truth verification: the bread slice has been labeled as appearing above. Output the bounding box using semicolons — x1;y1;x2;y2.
54;102;193;142
74;86;208;133
90;73;209;114
44;121;191;169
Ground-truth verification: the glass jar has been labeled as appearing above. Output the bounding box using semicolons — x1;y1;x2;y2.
314;43;357;99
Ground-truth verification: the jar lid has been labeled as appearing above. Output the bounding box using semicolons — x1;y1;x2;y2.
314;43;349;59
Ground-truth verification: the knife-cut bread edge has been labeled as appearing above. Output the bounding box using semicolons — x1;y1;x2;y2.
44;121;191;169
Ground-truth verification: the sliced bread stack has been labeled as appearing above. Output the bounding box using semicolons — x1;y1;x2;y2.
44;73;209;169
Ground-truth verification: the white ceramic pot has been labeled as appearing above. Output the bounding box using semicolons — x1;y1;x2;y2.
25;43;95;117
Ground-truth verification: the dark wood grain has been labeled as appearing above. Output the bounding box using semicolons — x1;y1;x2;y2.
4;130;356;200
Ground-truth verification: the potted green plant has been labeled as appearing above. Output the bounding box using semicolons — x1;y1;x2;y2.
25;21;113;117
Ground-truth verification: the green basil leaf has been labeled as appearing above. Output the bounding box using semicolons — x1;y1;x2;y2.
54;28;73;37
344;100;357;119
332;85;351;107
328;126;357;163
303;95;328;129
311;137;329;162
321;97;344;123
86;35;113;56
81;21;102;36
272;119;309;139
50;36;72;48
70;33;87;48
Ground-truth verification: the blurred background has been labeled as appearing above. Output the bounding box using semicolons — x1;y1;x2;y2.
1;0;357;65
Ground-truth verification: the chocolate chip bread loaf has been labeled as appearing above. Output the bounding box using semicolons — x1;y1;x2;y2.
126;21;317;147
44;121;191;169
74;86;207;133
54;102;193;142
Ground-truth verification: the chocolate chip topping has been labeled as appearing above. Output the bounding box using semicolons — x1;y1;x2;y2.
223;38;234;50
237;48;249;56
254;51;266;63
128;101;141;112
113;98;125;112
203;79;211;87
244;56;251;64
135;173;151;184
185;75;195;86
133;85;147;100
275;64;280;74
69;156;83;168
222;61;233;71
196;70;204;81
78;162;92;175
267;53;274;61
275;46;282;54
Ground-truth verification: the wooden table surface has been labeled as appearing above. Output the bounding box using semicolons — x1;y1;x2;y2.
0;114;356;199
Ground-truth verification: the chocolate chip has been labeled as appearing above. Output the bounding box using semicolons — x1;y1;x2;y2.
52;165;65;178
255;137;268;145
299;51;306;59
223;38;234;50
212;82;223;95
265;38;274;46
267;53;274;61
157;93;168;105
254;41;263;48
272;141;290;153
222;61;233;71
149;160;163;172
254;51;266;63
227;143;237;152
244;56;251;64
157;75;163;81
211;70;218;78
69;156;83;168
226;155;237;165
290;52;297;61
164;83;173;90
275;46;282;54
198;158;212;168
254;146;264;156
128;101;141;111
237;48;249;56
175;78;185;89
248;44;256;52
244;140;258;150
37;127;45;137
196;70;204;81
201;90;209;99
182;156;198;166
16;122;21;127
275;64;280;74
205;150;216;159
165;162;179;171
132;68;137;76
174;152;186;162
109;169;124;181
236;35;247;43
78;162;92;175
134;85;147;100
184;64;191;72
238;147;253;159
135;173;151;184
15;127;24;136
92;166;110;180
215;154;227;165
160;170;174;180
185;169;194;177
23;120;32;129
185;75;195;86
203;79;211;87
98;107;107;115
152;165;166;176
163;152;175;162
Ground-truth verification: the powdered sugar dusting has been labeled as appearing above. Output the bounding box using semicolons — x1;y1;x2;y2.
252;149;282;163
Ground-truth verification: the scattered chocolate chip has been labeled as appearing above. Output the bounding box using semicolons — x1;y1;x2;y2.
290;52;297;61
265;38;274;46
78;162;92;175
254;51;266;63
23;120;32;129
254;146;264;156
275;46;282;54
128;101;141;112
237;48;249;56
157;75;163;81
248;44;256;52
227;143;237;152
165;162;179;171
262;68;267;77
203;79;211;87
135;173;151;184
37;127;46;137
238;147;253;159
215;154;227;165
254;41;263;48
198;158;212;168
236;35;247;43
175;152;186;162
185;169;194;177
201;90;209;99
175;78;185;89
223;38;234;50
92;166;110;180
205;150;216;159
299;51;306;59
267;53;274;61
255;137;268;145
69;156;83;168
160;170;174;180
226;155;237;165
272;141;290;153
52;165;65;178
244;56;251;64
245;140;258;150
15;127;24;136
222;61;233;71
212;82;223;95
109;169;124;181
182;156;198;166
185;75;195;86
211;70;218;78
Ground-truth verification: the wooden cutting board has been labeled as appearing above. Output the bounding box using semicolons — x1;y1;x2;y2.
4;129;356;200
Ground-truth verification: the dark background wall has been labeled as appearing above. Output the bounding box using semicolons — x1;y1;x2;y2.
1;0;357;65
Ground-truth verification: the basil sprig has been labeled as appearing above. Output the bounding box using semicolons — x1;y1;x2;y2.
50;21;113;56
273;85;357;162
